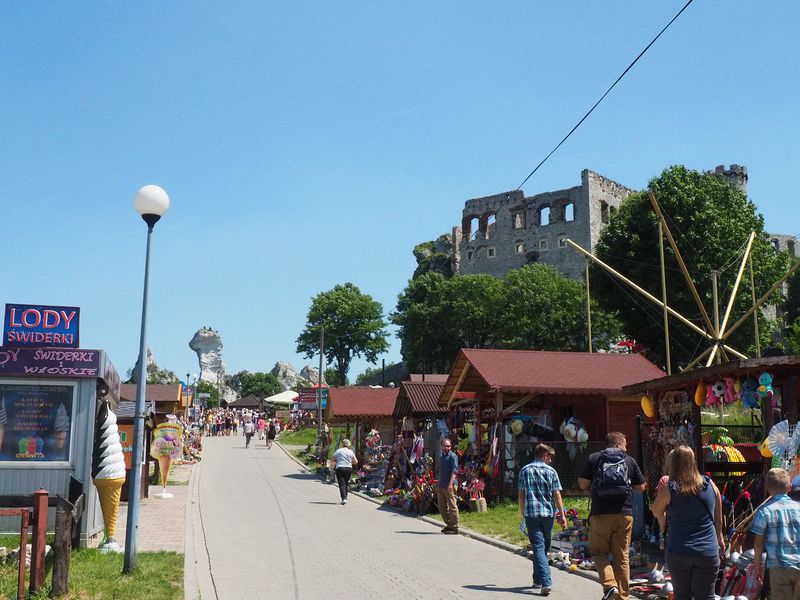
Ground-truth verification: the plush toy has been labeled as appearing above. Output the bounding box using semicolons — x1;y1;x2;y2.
723;377;737;404
712;380;726;401
741;379;760;409
706;384;720;406
757;373;775;407
641;395;655;418
695;382;706;406
734;379;743;401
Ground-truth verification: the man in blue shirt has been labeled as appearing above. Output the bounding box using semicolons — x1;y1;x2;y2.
751;467;800;600
519;443;567;596
437;438;460;534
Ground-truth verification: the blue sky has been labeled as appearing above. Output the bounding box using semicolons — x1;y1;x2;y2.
2;2;798;383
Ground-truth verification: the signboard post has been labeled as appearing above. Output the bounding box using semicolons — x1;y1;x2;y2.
3;304;80;349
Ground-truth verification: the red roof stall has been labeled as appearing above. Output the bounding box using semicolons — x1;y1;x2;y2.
326;386;400;454
438;349;665;496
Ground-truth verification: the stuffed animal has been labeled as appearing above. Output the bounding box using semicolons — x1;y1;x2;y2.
723;377;737;404
695;382;705;406
706;384;720;406
741;379;759;409
757;373;775;407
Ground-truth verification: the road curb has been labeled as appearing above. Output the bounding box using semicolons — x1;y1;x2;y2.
184;462;198;600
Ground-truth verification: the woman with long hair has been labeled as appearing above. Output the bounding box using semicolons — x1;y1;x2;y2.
652;446;725;600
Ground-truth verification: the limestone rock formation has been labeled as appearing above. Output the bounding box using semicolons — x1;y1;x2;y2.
270;362;326;391
189;327;226;385
130;348;175;384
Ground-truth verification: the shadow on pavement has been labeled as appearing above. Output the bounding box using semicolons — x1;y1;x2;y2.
462;584;535;595
308;501;340;505
393;530;440;535
283;473;321;480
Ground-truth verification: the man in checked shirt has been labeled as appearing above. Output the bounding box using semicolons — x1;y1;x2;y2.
751;467;800;600
518;443;567;596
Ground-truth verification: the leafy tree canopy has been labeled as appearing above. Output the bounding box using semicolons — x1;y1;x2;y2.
393;265;622;373
195;380;219;408
324;367;348;386
238;371;283;399
591;165;789;369
296;283;389;386
355;362;399;385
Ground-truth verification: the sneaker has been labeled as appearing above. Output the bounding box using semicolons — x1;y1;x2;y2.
541;586;551;596
341;499;347;505
601;586;618;600
441;527;451;533
443;527;459;535
531;583;542;590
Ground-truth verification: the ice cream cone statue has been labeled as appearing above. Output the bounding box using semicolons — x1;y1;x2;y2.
0;396;7;453
54;402;70;451
150;422;183;499
91;401;126;552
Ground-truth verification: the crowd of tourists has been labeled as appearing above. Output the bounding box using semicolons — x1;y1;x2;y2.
197;408;281;447
434;430;800;600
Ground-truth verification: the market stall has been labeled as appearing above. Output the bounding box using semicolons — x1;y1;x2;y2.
437;349;665;499
625;355;800;510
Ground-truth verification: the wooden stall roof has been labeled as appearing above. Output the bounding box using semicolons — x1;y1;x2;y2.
394;381;446;417
120;383;181;407
233;394;262;409
439;349;665;407
327;386;400;421
624;355;800;395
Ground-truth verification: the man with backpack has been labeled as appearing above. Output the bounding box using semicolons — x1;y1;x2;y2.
578;432;645;600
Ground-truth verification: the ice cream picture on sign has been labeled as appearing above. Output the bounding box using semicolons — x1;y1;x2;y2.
150;422;183;498
91;401;126;550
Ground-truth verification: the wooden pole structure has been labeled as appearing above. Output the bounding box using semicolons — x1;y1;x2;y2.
748;256;761;357
723;259;800;340
708;270;721;367
648;193;716;336
658;221;672;375
566;239;713;340
585;258;593;353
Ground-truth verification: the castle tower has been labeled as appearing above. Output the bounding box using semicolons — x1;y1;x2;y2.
712;164;748;194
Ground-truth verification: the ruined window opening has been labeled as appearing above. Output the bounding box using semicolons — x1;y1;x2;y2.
771;239;780;250
539;240;548;251
558;238;567;248
539;206;550;226
487;247;496;258
467;250;474;260
485;214;497;240
564;203;575;222
469;217;480;240
788;240;796;257
515;242;525;254
513;212;525;229
601;202;609;224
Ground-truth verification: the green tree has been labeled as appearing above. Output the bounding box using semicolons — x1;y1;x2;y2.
784;320;800;355
355;363;398;385
500;264;622;351
447;274;506;349
238;371;282;399
393;272;462;373
787;270;800;326
592;165;789;369
296;283;389;386
195;381;219;408
324;367;348;386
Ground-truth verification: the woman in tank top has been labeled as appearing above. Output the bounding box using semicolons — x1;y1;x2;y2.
652;446;724;600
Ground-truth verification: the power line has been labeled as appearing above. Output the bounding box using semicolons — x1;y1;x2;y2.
515;0;694;191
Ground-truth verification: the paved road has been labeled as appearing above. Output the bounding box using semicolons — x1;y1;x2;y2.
187;434;603;600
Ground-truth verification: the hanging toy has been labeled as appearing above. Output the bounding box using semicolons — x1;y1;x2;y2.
757;373;776;407
734;379;742;401
641;395;655;418
723;378;737;404
741;379;759;409
695;382;705;406
706;384;720;406
758;438;773;458
712;380;726;401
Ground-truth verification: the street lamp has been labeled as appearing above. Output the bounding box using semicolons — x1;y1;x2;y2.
123;185;169;574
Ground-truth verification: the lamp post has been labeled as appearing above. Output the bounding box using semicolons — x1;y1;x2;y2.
123;185;169;574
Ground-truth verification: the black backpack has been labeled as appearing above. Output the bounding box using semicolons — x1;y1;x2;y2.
592;448;631;497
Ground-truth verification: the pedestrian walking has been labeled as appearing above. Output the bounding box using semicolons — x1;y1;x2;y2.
331;439;358;505
751;468;800;600
518;443;567;596
257;416;265;440
266;420;276;449
651;446;724;600
437;437;459;534
577;431;645;600
243;419;255;448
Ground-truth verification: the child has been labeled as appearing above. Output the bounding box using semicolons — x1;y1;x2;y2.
751;468;800;600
